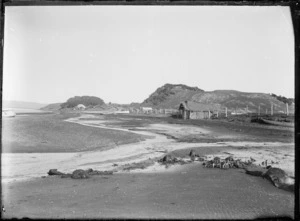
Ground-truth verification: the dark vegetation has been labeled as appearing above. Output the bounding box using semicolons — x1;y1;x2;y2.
60;96;105;109
142;83;203;107
270;93;294;105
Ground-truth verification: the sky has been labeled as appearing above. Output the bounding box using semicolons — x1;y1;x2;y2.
3;6;294;104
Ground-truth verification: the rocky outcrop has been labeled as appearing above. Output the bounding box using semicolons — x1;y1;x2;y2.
47;168;113;179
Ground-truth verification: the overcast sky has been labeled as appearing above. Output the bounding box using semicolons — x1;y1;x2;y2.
3;6;294;104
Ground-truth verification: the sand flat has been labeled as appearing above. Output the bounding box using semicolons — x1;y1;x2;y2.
1;114;295;219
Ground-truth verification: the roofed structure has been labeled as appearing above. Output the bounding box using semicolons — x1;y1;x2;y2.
179;101;221;120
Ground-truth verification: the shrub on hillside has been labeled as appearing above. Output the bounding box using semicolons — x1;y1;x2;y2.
270;93;294;105
60;96;105;108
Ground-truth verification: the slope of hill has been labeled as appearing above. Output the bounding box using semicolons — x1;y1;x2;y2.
3;100;48;110
142;84;293;113
40;103;62;111
142;84;204;108
191;90;289;113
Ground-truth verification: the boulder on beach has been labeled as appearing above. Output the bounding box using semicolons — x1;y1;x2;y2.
213;157;221;164
189;150;196;157
189;150;196;161
225;156;234;162
245;166;267;177
48;169;65;176
161;155;175;163
263;167;294;192
71;169;90;179
47;168;113;179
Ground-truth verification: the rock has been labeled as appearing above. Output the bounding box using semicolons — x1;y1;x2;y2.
223;162;230;169
198;157;205;162
48;169;65;176
189;150;196;157
161;155;176;163
245;166;267;177
71;169;90;179
225;156;234;162
213;157;221;163
204;160;214;168
86;168;93;173
189;150;196;161
263;168;294;192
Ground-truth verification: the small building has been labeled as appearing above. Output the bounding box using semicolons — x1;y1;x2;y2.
141;107;153;114
74;104;86;110
179;101;221;120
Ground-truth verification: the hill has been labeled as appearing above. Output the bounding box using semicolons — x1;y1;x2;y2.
142;84;293;114
60;96;105;109
3;100;48;110
191;90;290;113
40;103;62;111
142;84;204;108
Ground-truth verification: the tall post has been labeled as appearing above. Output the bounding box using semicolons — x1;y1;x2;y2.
271;103;273;116
208;110;211;119
286;103;289;116
225;107;228;117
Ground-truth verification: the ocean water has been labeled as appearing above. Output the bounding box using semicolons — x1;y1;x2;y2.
3;108;51;114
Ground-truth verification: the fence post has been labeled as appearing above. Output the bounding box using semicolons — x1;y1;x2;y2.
271;103;273;116
225;107;228;117
286;103;289;116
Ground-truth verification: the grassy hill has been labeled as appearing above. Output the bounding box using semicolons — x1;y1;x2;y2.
191;90;289;113
40;103;62;111
142;84;294;114
142;84;204;108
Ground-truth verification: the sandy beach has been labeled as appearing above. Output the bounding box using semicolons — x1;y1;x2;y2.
1;113;295;219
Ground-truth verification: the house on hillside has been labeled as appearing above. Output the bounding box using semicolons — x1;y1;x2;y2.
141;107;153;114
74;104;86;111
179;101;221;120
